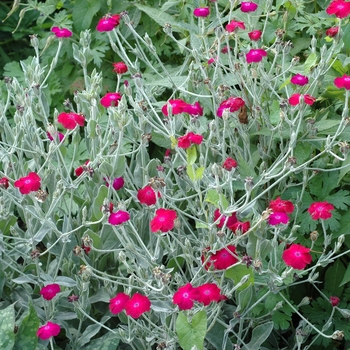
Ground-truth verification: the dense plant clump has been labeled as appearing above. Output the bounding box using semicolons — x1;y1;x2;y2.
2;0;350;349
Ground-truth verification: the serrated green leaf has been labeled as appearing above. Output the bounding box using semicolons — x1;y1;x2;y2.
14;301;39;350
0;303;15;349
271;310;291;330
225;264;254;292
176;311;207;350
186;145;197;166
245;322;274;349
73;0;101;32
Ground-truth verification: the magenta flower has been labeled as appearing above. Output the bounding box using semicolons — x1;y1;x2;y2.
51;27;72;38
47;131;64;143
137;185;157;206
125;293;151;318
193;7;210;17
223;157;238;171
182;102;203;116
173;283;199;310
290;74;309;86
108;210;130;225
248;30;262;41
14;172;41;194
109;292;130;314
282;244;312;270
268;212;290;225
308;202;334;220
330;296;340;307
211;245;238;270
229;221;250;234
112;177;124;190
150;208;177;233
40;284;61;301
334;75;350;89
288;94;316;106
177;132;203;149
240;1;258;12
226;20;245;32
96;14;120;32
0;177;9;189
246;48;267;63
196;283;222;306
269;197;294;213
113;62;128;74
37;322;61;340
326;26;339;37
326;0;350;18
100;92;122;107
57;112;85;129
213;209;237;228
217;97;245;117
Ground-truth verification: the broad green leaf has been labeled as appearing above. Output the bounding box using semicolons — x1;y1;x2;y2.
186;145;197;166
167;256;185;273
269;100;281;126
73;0;101;32
237;285;253;312
176;310;207;350
0;303;15;349
225;264;254;292
14;301;39;350
324;259;346;296
206;321;234;350
245;322;273;349
343;21;350;49
271;310;292;330
151;132;171;148
195;221;208;229
340;264;350;286
79;332;120;350
93;185;108;218
303;52;318;73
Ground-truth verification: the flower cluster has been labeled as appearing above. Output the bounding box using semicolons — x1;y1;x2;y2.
109;292;151;318
268;197;295;225
173;282;225;310
161;99;203;116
